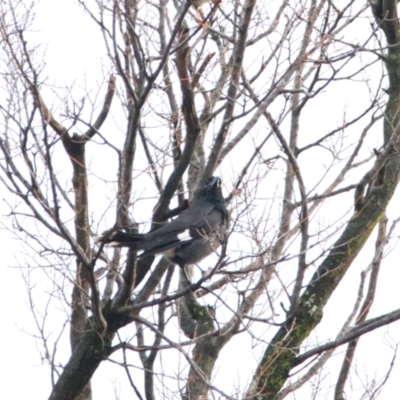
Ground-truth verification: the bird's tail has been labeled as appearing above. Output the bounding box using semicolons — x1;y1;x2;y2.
94;230;144;247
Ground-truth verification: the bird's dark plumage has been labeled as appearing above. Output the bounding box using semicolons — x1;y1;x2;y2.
98;176;228;268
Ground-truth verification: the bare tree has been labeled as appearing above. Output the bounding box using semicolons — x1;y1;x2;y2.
2;0;400;399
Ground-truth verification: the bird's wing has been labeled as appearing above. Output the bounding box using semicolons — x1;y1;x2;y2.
186;206;226;238
138;205;225;258
139;201;222;247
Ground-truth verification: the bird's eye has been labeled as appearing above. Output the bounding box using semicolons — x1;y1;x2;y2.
217;179;222;188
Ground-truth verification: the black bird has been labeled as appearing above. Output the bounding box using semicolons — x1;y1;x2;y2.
98;176;228;270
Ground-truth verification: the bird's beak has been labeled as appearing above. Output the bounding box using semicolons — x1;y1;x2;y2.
206;176;220;189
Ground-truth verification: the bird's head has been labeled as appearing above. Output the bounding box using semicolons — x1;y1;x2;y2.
198;176;224;200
